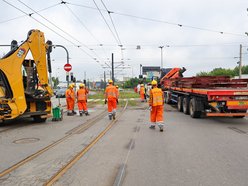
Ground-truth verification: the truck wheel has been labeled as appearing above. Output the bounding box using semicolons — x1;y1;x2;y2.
33;116;47;123
183;97;190;115
189;98;201;118
164;92;171;104
177;96;183;112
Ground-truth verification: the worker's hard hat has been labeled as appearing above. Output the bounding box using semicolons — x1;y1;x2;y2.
151;80;157;85
69;84;74;88
116;85;119;88
79;83;85;87
140;84;144;86
108;79;113;83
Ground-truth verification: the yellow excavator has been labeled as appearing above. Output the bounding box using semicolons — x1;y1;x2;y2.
0;29;53;122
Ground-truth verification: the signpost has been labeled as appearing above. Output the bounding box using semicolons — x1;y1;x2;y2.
64;63;72;72
64;63;72;87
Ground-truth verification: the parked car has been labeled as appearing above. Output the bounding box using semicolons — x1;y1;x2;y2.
55;87;67;98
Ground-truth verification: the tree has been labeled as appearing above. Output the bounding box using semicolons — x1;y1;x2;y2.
124;77;140;88
196;65;248;77
52;77;59;88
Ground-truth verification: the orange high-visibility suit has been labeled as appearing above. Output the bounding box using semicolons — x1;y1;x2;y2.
77;88;88;113
66;88;75;113
140;86;145;102
114;87;119;110
149;87;164;127
105;84;118;118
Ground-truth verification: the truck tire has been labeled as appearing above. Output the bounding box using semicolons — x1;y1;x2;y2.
164;92;171;104
33;115;47;123
183;97;190;115
177;96;183;112
189;98;201;118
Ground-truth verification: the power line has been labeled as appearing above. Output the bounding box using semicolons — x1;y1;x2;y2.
0;2;61;24
63;3;108;62
91;0;121;45
68;2;247;37
2;0;95;60
100;0;122;46
100;0;124;61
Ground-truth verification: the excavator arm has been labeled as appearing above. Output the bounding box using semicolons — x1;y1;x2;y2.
0;30;52;120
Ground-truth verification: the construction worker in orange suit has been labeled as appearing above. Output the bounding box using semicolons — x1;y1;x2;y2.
140;84;145;102
77;83;89;116
149;80;164;132
105;79;118;120
66;84;75;116
114;85;120;110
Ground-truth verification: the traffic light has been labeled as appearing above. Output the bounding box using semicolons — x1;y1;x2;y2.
70;72;73;81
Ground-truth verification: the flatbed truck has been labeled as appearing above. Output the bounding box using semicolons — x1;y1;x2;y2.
160;68;248;118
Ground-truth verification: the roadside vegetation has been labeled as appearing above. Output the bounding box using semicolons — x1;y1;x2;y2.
197;65;248;77
88;89;140;106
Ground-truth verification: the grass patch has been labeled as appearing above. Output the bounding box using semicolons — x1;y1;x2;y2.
89;90;140;100
88;89;140;107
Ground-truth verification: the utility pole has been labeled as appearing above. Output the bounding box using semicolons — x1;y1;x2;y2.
159;46;164;69
239;44;242;79
112;53;114;83
104;71;106;89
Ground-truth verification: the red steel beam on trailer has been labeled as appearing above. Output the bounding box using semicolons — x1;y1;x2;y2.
206;113;248;117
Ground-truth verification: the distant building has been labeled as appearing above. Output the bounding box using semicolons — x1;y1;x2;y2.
142;66;160;80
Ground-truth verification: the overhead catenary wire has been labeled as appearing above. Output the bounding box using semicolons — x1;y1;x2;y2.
100;0;122;46
67;2;247;38
17;0;87;49
0;2;61;24
63;3;109;62
91;0;121;46
2;0;98;61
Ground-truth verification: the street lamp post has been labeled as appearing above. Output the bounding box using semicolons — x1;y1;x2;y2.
159;46;164;69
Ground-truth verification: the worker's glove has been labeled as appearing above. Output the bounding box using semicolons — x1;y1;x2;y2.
148;106;152;111
116;99;119;104
105;99;107;104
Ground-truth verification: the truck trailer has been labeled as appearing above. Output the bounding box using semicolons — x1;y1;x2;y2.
160;68;248;118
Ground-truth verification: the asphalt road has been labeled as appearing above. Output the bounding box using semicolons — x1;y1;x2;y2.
0;103;247;186
56;104;248;186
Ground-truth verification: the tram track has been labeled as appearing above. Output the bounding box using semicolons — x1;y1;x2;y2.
0;101;128;185
0;109;107;178
44;100;128;186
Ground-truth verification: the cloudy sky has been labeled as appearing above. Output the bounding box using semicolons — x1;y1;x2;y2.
1;0;248;81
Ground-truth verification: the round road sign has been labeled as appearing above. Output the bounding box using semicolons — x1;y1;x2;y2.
64;63;72;72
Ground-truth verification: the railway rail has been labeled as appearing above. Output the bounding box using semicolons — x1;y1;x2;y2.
0;101;128;185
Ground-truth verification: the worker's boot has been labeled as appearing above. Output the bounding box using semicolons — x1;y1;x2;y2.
85;111;89;116
112;113;116;120
108;114;112;120
72;110;77;115
158;123;164;132
149;125;155;129
79;111;83;116
67;112;73;116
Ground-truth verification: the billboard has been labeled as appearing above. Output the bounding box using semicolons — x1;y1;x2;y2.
142;66;160;80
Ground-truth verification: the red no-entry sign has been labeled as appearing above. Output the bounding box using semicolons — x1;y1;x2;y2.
64;63;72;72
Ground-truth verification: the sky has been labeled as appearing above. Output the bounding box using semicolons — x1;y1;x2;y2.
1;0;248;82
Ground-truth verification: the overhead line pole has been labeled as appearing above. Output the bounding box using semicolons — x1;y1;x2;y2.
112;53;114;84
239;44;242;79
